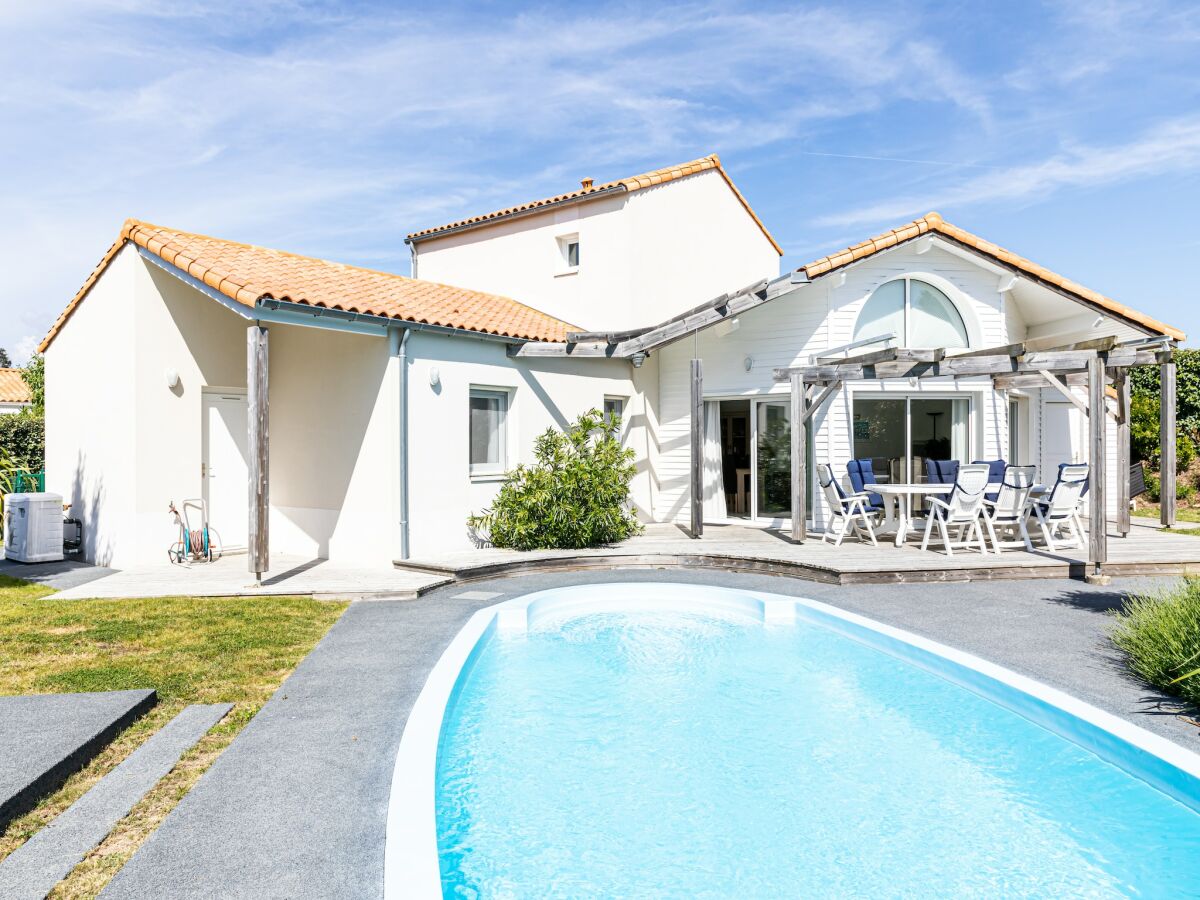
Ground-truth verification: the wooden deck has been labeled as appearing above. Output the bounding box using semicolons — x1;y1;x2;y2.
396;519;1200;586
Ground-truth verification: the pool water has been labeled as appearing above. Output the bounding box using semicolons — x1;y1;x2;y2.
436;604;1200;897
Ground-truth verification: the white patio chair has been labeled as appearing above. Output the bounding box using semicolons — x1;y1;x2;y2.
817;463;878;547
920;463;990;555
1031;463;1090;551
981;465;1037;554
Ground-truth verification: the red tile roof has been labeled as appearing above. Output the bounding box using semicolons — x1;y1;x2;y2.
40;220;576;351
0;368;31;404
406;154;783;255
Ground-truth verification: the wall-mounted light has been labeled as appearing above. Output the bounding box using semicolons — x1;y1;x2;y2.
744;356;754;372
630;352;647;368
164;367;180;390
429;366;441;388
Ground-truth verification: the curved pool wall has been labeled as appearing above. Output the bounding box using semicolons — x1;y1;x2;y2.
384;582;1200;897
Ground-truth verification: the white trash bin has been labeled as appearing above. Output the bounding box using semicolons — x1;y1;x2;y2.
3;493;65;563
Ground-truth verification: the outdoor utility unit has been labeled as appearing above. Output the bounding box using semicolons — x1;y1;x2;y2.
3;493;64;563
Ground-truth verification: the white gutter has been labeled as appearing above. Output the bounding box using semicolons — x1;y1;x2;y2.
389;327;413;560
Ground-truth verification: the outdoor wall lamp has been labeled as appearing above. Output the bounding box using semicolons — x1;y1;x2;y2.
744;356;754;372
429;366;441;388
164;367;180;390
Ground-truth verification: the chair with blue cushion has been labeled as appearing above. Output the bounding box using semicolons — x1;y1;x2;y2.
924;459;959;485
846;459;884;511
972;459;1007;502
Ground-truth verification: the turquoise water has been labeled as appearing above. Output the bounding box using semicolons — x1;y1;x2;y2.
436;603;1200;897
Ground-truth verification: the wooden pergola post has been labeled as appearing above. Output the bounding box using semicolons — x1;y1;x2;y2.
1114;368;1131;537
790;372;806;543
1161;359;1177;528
248;324;270;584
1086;353;1108;583
689;359;703;539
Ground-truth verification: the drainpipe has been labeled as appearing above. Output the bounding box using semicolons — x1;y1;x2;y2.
390;327;413;560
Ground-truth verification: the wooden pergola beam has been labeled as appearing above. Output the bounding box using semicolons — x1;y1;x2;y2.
1161;360;1177;528
791;372;806;543
247;325;270;584
690;359;703;539
1087;354;1108;582
1114;368;1131;537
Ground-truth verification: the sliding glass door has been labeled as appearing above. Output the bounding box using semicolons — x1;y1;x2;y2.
852;395;970;483
705;396;812;524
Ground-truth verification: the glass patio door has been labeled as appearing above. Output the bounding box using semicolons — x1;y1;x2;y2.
751;398;813;523
852;395;969;483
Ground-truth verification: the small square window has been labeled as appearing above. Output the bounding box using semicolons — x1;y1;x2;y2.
603;396;624;420
557;234;580;273
469;389;508;476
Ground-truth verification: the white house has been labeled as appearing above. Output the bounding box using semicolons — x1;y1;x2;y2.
0;369;32;414
39;155;1183;575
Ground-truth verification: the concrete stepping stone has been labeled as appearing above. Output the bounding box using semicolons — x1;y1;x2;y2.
0;703;232;900
0;690;156;827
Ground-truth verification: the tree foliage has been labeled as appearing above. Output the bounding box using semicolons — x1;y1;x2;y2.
0;348;10;368
468;409;642;551
1129;348;1200;473
21;355;44;414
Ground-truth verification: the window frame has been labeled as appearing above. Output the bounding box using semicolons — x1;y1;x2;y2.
468;387;510;478
555;233;580;276
854;277;969;350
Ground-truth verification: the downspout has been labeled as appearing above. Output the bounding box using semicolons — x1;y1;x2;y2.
390;327;413;560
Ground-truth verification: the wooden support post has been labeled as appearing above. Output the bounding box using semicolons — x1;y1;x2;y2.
1161;360;1177;528
689;359;703;539
1086;354;1108;583
248;325;269;583
1115;368;1130;537
791;372;806;543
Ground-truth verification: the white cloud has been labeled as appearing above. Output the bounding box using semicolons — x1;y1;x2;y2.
817;117;1200;229
10;336;40;367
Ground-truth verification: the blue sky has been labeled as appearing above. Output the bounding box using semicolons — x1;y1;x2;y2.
3;0;1199;362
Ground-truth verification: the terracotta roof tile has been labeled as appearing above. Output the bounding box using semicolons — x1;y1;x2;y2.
0;368;31;404
406;154;783;255
40;221;577;352
798;212;1185;341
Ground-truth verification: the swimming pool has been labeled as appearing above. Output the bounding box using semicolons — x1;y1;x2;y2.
386;584;1200;897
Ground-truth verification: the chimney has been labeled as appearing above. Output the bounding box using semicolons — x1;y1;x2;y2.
580;177;594;190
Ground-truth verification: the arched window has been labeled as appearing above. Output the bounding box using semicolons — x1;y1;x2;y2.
852;278;968;349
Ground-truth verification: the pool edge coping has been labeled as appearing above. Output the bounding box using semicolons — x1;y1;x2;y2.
383;583;1200;897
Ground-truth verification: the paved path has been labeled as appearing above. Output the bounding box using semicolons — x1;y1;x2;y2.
46;553;444;601
103;571;1198;898
0;704;231;900
0;690;156;827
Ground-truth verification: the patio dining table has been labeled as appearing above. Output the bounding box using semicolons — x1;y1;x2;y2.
872;482;1047;547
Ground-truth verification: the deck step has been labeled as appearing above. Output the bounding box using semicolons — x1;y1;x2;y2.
0;690;157;829
0;703;232;900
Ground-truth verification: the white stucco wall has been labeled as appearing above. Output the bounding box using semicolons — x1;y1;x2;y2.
44;250;654;566
412;169;780;333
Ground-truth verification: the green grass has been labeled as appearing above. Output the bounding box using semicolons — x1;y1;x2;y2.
1111;577;1200;707
1132;504;1200;524
0;574;347;898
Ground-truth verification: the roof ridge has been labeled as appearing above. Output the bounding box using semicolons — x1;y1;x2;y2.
797;212;1184;341
405;153;782;254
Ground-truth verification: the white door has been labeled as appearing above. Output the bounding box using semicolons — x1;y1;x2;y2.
202;392;249;550
1041;400;1079;481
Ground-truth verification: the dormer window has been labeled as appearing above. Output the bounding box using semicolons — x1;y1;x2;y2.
556;234;580;275
852;277;968;349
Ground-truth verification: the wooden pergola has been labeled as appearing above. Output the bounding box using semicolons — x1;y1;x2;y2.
702;335;1177;583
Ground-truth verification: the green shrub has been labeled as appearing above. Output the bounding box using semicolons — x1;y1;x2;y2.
468;409;642;551
1130;393;1195;472
1111;578;1200;705
1180;480;1198;503
0;414;44;472
1146;471;1160;503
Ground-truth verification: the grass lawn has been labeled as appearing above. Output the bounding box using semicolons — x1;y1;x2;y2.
0;574;347;898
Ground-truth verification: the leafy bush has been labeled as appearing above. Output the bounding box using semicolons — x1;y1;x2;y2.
1112;578;1200;705
1130;393;1195;472
1146;471;1160;503
468;409;641;551
0;414;44;472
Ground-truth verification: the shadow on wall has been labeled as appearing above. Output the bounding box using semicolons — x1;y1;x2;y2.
66;451;116;566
